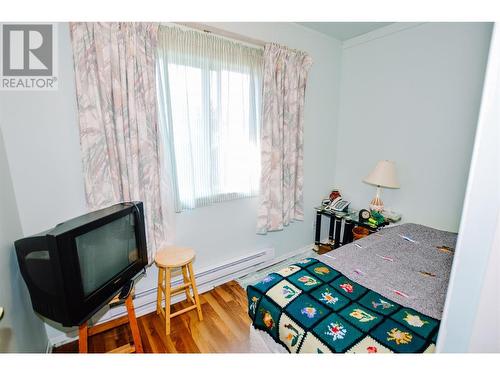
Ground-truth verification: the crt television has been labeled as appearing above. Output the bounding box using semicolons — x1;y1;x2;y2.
15;202;147;327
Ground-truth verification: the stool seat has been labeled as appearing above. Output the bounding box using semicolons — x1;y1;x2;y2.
155;246;195;268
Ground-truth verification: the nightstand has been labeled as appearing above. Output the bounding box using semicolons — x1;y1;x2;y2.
313;207;400;253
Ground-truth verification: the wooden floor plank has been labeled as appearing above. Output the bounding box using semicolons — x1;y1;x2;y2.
202;292;242;342
213;284;234;303
54;281;254;354
187;295;231;353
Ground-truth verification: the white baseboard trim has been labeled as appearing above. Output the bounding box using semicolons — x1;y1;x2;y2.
49;243;316;349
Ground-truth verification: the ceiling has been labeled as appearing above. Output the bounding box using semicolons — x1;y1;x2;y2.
298;22;394;41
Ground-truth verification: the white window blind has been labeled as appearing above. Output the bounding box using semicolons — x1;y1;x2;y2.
157;26;263;211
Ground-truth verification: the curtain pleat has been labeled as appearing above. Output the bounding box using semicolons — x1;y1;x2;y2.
70;22;174;262
256;43;313;234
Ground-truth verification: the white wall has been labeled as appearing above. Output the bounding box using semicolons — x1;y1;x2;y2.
468;217;500;352
0;128;48;352
0;22;342;344
334;23;492;232
0;24;87;237
437;24;500;353
0;24;88;343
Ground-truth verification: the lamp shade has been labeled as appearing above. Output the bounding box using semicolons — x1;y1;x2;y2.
363;160;400;189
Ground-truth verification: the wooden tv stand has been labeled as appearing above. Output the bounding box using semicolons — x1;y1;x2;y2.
78;292;143;354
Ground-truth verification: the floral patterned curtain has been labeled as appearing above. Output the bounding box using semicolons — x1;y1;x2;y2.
256;43;312;234
70;22;173;262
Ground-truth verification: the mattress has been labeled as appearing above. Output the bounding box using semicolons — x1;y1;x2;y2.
246;223;457;353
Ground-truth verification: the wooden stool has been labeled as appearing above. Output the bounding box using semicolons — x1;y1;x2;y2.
154;246;203;335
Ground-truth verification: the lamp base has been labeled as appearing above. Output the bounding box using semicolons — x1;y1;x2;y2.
369;199;384;212
369;186;384;212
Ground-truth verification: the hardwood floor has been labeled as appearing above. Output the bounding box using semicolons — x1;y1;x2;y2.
54;280;256;353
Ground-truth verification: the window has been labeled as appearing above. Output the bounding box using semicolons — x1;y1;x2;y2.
157;27;263;210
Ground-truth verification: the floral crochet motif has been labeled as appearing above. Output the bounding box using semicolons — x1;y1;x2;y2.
387;328;413;345
325;322;347;341
281;285;297;299
314;266;330;275
340;283;354;293
403;312;429;328
261;310;275;330
298;275;319;286
350;308;376;323
261;275;275;284
297;258;313;265
372;299;393;310
249;296;258;314
284;324;303;347
320;291;338;305
301;306;317;319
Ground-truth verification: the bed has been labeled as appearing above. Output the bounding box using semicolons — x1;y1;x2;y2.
246;223;457;353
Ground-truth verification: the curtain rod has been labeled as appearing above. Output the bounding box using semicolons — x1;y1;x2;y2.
172;22;266;49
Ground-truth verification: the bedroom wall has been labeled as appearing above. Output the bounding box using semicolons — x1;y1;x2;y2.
0;129;49;352
0;23;87;345
0;22;342;344
0;24;88;237
334;22;492;232
437;24;500;352
467;217;500;352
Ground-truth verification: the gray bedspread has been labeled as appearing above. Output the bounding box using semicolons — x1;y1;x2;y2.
316;223;456;320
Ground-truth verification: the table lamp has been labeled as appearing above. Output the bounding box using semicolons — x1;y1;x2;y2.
363;160;400;212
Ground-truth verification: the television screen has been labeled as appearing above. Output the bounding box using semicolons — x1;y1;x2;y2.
76;212;139;297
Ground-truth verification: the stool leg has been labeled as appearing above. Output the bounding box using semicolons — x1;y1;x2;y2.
125;294;144;353
78;321;88;354
181;265;194;304
164;267;172;335
187;262;203;321
156;267;164;315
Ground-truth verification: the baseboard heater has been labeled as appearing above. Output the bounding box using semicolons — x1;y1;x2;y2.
50;247;274;347
131;247;274;305
170;249;273;289
101;247;275;324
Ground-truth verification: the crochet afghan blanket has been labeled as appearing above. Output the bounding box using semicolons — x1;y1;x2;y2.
247;257;440;353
